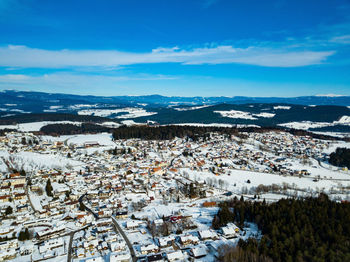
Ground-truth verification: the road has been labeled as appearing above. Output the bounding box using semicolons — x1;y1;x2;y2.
25;179;38;214
67;231;75;262
78;193;99;220
65;223;92;262
111;216;137;262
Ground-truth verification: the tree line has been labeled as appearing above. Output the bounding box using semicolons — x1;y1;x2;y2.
329;147;350;169
0;113;112;125
214;194;350;262
111;125;345;141
39;123;113;135
112;125;240;140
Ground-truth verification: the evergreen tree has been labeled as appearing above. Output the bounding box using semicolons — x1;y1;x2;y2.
79;202;86;211
5;206;13;215
45;179;53;197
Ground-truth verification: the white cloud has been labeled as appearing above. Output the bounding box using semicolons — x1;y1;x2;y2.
0;73;177;92
0;44;335;68
330;34;350;44
315;94;345;97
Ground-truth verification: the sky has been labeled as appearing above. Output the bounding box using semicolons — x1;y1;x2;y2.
0;0;350;97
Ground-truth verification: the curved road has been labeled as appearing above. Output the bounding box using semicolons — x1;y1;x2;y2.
111;216;137;262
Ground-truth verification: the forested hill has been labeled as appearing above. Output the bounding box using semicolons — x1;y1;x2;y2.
0;113;115;125
111;125;344;141
215;194;350;262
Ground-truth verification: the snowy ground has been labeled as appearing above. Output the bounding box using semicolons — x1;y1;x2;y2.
214;110;258;120
278;115;350;131
182;167;350;196
174;105;211;111
0;150;84;172
273;106;291;110
0;121;82;132
172;123;260;128
77;107;157;119
41;133;115;146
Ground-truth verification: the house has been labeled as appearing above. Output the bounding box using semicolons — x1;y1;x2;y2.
109;252;132;262
180;235;199;246
84;239;98;250
0;249;16;261
0;195;10;203
14;193;26;200
158;236;175;248
9;177;26;186
140;243;159;255
39;238;64;254
147;254;164;262
202;201;216;207
126;220;139;230
84;141;100;148
76;248;85;258
110;241;126;252
86;257;104;262
153;219;163;227
220;224;239;239
20;244;34;255
190;244;207;258
0;186;11;194
0;239;18;250
198;230;218;241
115;211;128;219
166;250;185;261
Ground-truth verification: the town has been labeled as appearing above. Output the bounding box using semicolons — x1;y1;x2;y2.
1;128;350;262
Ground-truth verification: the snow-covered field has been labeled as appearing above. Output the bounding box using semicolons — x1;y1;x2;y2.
336;116;350;124
278;115;350;130
253;112;275;118
120;120;143;126
214;110;275;120
278;121;332;130
0;151;84;172
174;105;211;111
0;121;82;132
183;167;350;195
41;133;115;146
273;106;291;110
78;107;157;119
214;110;257;120
0;121;121;131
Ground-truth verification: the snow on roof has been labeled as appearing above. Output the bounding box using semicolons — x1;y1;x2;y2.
222;224;239;236
141;243;158;252
126;220;139;228
110;252;131;262
158;236;175;247
86;257;104;262
167;250;184;260
191;244;207;258
198;229;217;239
153;219;163;225
180;234;199;243
222;226;235;236
110;241;126;251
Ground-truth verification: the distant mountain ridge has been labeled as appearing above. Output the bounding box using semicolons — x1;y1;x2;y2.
1;90;350;134
1;90;350;107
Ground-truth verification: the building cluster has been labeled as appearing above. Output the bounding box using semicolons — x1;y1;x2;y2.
0;130;342;261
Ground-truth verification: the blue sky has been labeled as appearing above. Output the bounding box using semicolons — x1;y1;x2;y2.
0;0;350;97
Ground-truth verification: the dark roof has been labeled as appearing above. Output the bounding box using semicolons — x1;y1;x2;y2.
147;254;163;262
116;211;128;216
